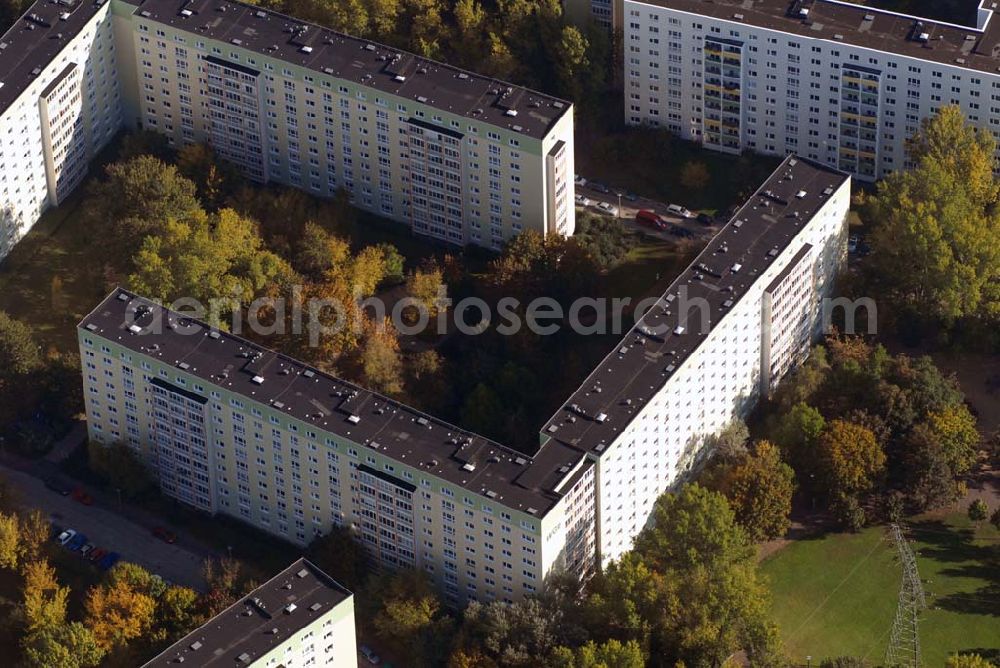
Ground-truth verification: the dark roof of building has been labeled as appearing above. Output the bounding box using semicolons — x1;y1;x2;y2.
641;0;1000;75
130;0;572;139
143;558;350;667
539;155;849;452
80;289;592;518
0;0;107;115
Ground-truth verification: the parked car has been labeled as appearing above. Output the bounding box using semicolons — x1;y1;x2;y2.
574;194;592;207
670;225;694;238
72;487;94;506
623;191;640;202
56;529;76;546
80;543;95;558
360;645;381;665
848;234;859;254
590;181;611;194
667;204;695;218
153;526;177;544
98;552;120;571
44;476;72;496
597;202;619;216
573;174;587;187
67;533;88;551
635;209;667;230
88;547;107;563
696;213;714;225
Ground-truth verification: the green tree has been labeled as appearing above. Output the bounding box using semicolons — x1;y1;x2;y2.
968;499;989;523
705;440;796;542
22;622;105;668
633;483;754;572
769;402;826;477
866;105;1000;324
550;639;645;668
816;420;885;499
369;570;449;665
377;243;406;284
0;311;41;378
88;441;155;499
307;526;368;590
89;155;201;257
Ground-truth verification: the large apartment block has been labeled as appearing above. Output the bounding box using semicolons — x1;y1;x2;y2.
0;0;122;259
80;290;598;607
80;156;847;597
619;0;1000;181
0;0;574;261
143;558;357;667
539;155;849;563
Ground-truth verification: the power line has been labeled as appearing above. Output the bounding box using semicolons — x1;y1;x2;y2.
885;523;927;668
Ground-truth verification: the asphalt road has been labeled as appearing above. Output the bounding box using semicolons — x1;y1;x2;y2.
0;463;208;590
574;182;718;240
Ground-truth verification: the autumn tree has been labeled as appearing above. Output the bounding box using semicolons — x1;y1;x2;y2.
368;570;451;665
704;440;796;542
945;654;996;668
17;509;50;564
358;319;404;395
865;105;1000;325
0;512;19;570
21;560;69;635
407;262;446;319
84;570;157;652
816;420;885;500
175;142;240;210
679;161;711;193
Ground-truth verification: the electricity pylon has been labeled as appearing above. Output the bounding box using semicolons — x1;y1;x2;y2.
885;523;926;668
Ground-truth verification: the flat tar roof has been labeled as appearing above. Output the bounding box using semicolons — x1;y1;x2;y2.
0;0;107;116
633;0;1000;75
540;155;849;452
129;0;571;139
143;558;350;667
80;289;591;518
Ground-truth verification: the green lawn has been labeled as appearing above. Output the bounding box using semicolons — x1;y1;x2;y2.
762;513;1000;666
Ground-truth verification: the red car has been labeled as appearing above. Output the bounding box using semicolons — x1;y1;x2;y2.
152;526;177;544
72;487;94;506
88;547;107;563
635;209;668;230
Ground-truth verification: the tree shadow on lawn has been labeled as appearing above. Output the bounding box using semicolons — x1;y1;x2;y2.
908;519;999;617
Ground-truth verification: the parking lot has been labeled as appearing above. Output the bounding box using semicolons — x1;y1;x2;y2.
574;177;718;241
0;463;209;590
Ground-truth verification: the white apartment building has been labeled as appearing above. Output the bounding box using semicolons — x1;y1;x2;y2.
80;289;597;607
0;0;122;260
80;156;846;595
540;155;849;563
620;0;1000;181
0;0;574;261
143;558;357;667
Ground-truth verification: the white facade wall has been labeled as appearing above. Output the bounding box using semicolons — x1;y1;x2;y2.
0;2;121;260
594;176;849;564
114;1;574;249
80;325;587;606
623;0;1000;181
